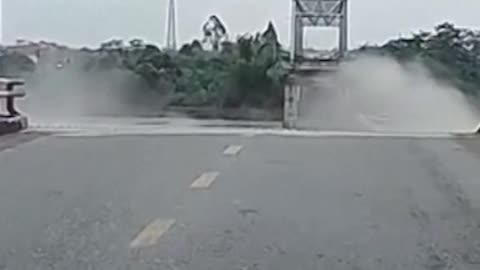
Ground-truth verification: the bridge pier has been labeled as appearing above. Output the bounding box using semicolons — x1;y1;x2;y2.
283;77;302;129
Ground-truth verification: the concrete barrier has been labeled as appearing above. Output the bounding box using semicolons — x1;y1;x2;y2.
0;78;28;135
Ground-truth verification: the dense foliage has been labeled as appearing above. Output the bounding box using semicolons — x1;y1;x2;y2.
2;21;479;115
82;18;289;110
0;17;288;116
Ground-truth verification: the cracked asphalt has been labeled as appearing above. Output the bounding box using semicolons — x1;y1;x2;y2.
0;130;480;270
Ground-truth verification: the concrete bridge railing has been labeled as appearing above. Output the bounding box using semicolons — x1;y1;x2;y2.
0;78;28;134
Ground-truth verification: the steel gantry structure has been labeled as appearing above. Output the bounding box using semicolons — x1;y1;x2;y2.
290;0;348;63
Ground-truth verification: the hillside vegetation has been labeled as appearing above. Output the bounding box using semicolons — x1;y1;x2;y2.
1;21;479;117
0;16;289;118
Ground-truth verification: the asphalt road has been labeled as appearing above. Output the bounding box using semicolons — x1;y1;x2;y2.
1;128;480;270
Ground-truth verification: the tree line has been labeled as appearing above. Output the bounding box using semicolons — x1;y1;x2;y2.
77;16;288;111
0;21;479;114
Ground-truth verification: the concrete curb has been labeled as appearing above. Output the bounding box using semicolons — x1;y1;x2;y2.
0;116;28;136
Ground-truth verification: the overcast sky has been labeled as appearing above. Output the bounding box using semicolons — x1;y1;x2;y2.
3;0;480;49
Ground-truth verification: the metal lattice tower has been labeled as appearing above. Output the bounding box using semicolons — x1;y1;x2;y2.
290;0;348;62
165;0;177;50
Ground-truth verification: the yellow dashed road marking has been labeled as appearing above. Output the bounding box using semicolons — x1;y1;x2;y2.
223;145;244;156
129;219;176;249
191;171;220;189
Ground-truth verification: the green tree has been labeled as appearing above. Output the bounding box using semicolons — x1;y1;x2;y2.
202;15;228;51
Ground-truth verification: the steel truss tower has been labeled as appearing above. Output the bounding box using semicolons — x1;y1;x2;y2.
290;0;348;62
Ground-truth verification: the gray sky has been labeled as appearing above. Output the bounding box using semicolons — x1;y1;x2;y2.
3;0;480;49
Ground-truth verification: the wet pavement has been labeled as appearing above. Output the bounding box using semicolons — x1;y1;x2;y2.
1;127;480;269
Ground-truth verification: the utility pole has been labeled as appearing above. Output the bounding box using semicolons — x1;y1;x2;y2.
165;0;177;50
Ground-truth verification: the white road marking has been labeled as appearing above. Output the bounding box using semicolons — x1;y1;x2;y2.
28;116;477;138
34;124;473;139
223;145;244;156
191;171;220;189
129;219;175;249
52;129;466;139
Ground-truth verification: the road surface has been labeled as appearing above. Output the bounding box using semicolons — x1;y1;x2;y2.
1;121;480;270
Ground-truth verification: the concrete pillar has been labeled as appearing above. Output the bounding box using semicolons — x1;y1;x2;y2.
283;80;301;129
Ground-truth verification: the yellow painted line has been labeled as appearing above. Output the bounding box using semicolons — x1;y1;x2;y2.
129;218;175;249
223;145;244;156
191;171;220;189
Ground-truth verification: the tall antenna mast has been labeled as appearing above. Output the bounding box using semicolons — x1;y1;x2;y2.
165;0;177;50
0;0;3;44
